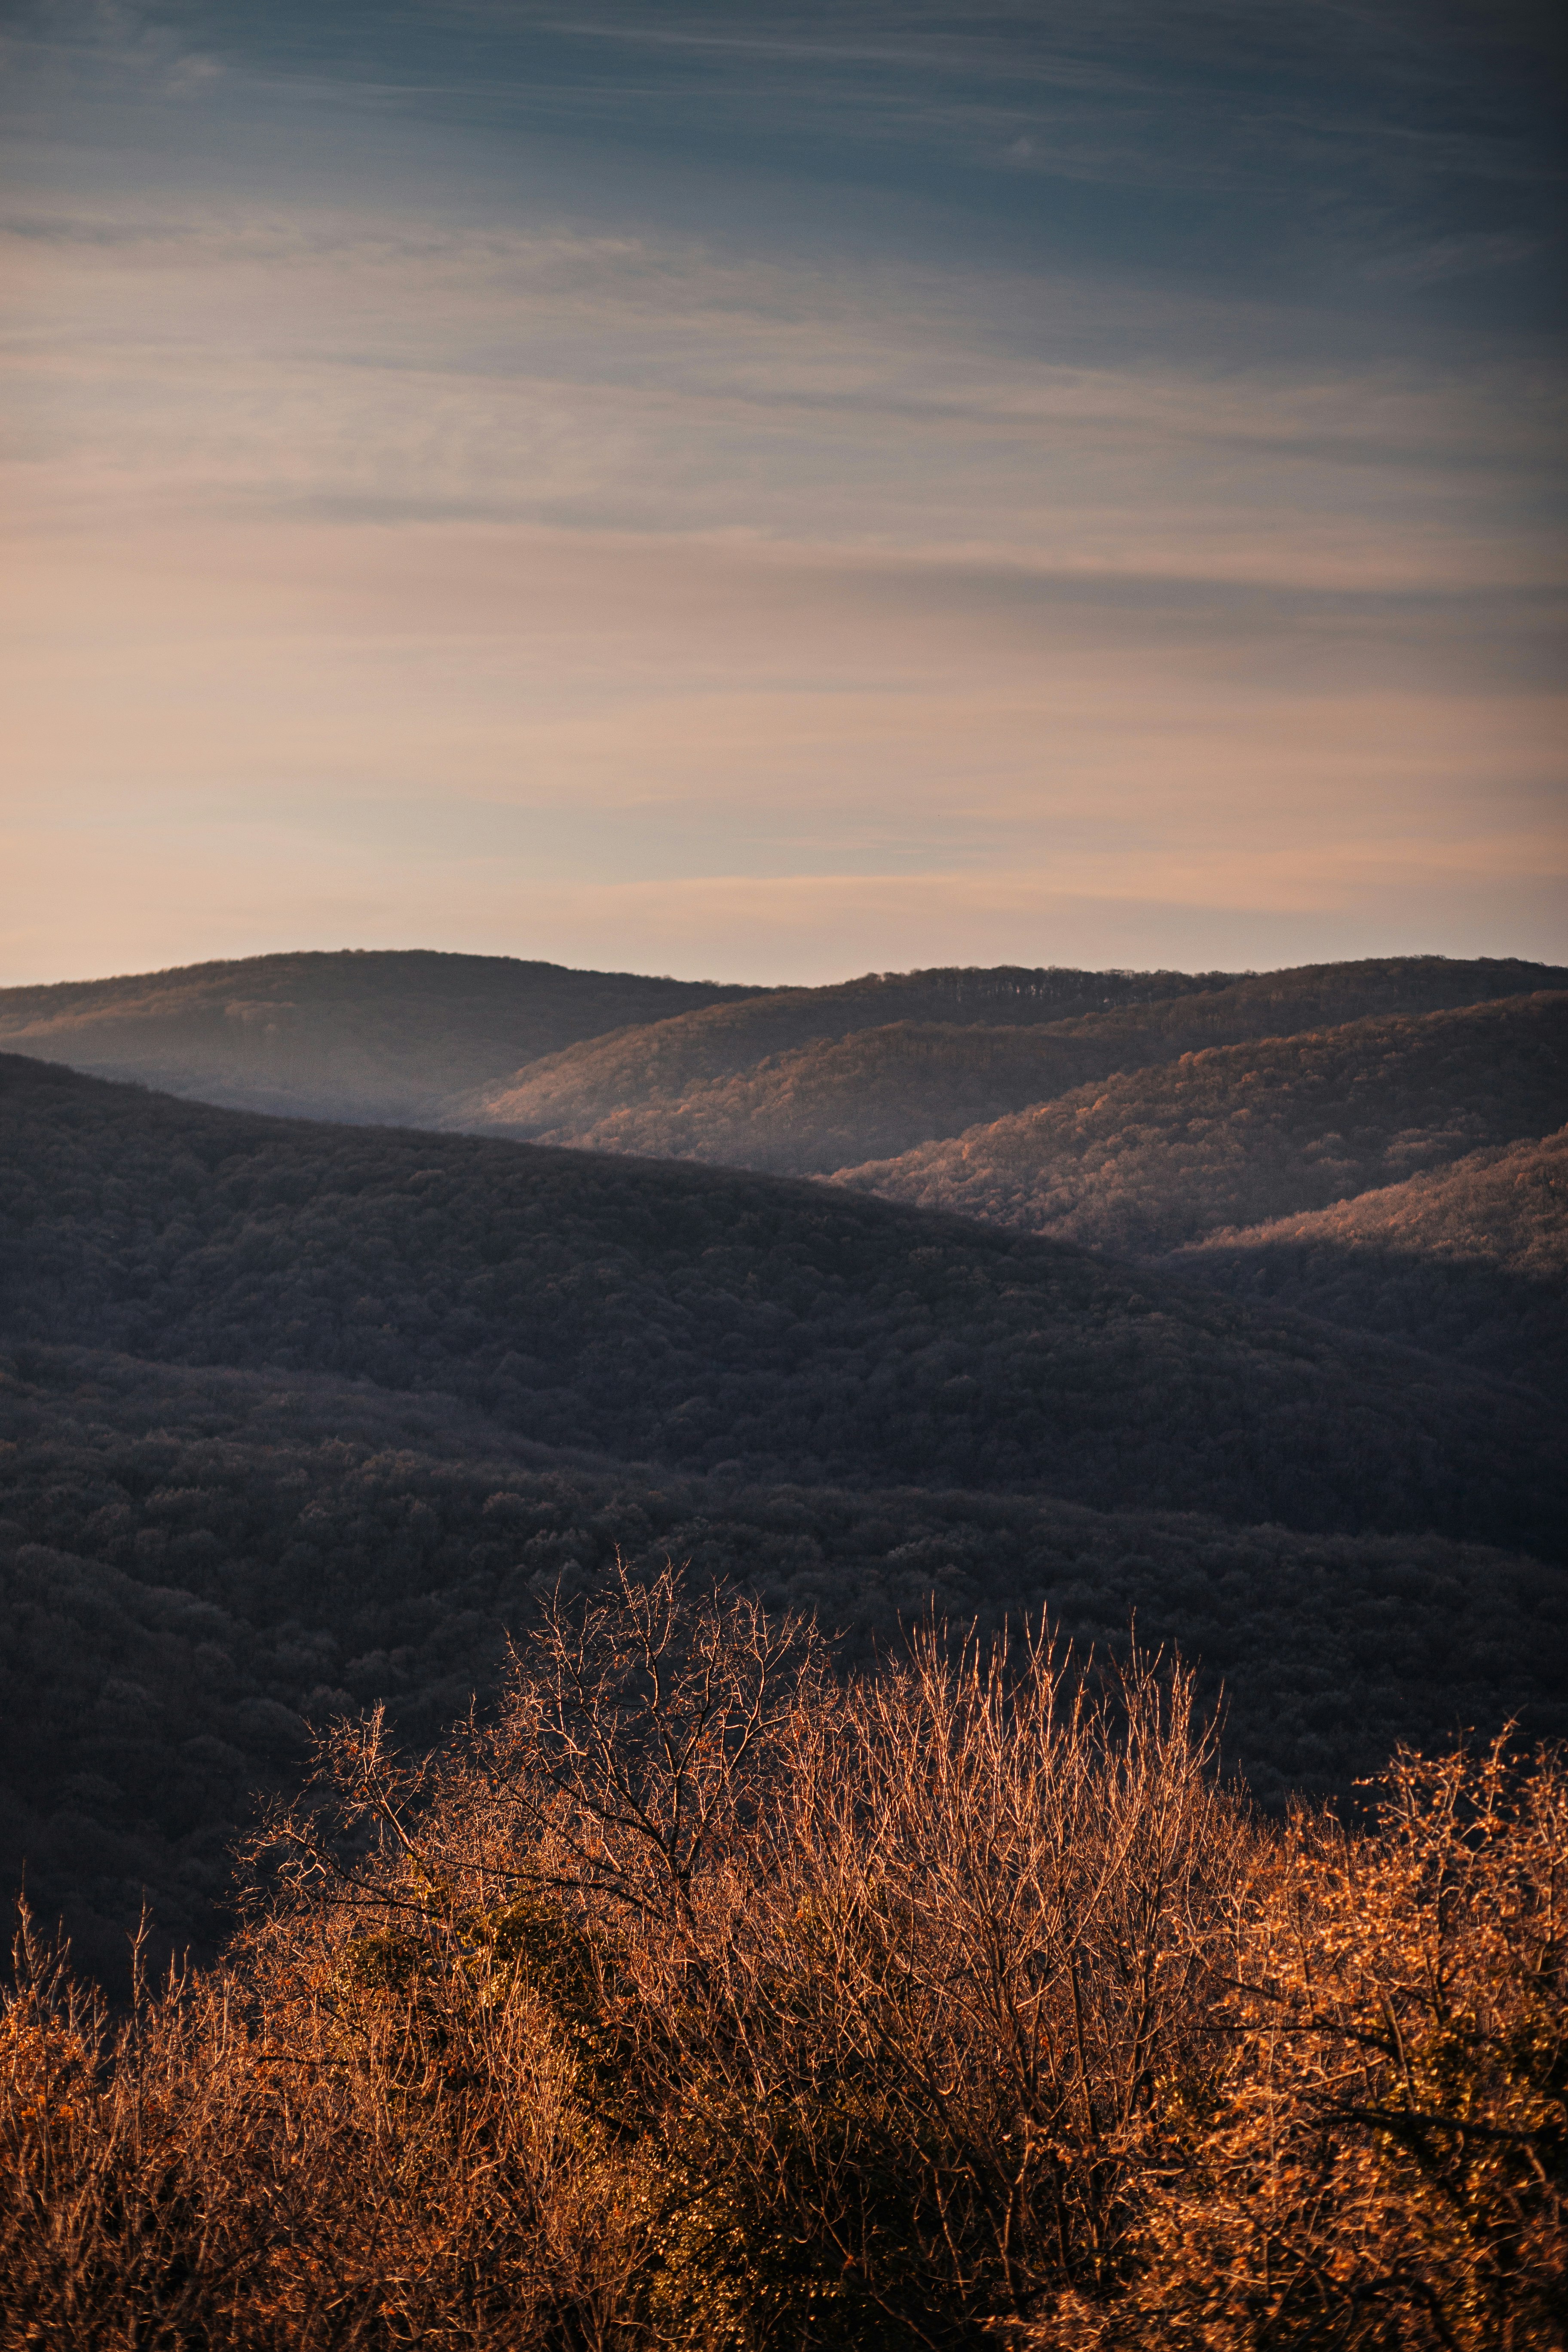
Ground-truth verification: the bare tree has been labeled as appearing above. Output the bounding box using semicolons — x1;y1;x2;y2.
4;1565;1562;2349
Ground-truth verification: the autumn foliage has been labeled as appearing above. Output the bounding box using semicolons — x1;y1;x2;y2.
3;1565;1563;2348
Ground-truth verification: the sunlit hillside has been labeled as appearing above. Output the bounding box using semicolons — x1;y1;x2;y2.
460;956;1566;1169
456;962;1234;1147
832;993;1568;1253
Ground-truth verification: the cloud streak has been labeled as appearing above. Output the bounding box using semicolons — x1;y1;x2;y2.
1;0;1563;984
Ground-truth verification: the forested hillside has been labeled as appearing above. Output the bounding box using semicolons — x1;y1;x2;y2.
0;951;761;1123
0;953;1225;1132
470;1015;1175;1173
464;956;1567;1171
456;962;1233;1146
4;1343;1564;1985
1166;1125;1568;1396
9;950;1561;1187
4;1054;1561;1553
833;993;1568;1253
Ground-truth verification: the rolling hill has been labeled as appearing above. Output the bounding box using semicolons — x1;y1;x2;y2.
0;950;763;1124
832;992;1568;1255
5;1052;1564;1553
1164;1125;1568;1397
0;953;1228;1133
452;961;1236;1146
8;950;1562;1187
462;957;1568;1173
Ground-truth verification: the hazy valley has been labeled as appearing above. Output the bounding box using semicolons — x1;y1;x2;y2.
0;952;762;1126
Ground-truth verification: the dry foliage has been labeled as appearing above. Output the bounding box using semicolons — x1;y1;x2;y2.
2;1561;1563;2348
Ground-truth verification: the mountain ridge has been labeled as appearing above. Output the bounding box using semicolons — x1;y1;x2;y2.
830;992;1568;1256
461;957;1568;1173
15;952;1563;1169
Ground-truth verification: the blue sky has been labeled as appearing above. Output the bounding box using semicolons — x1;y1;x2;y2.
3;0;1564;982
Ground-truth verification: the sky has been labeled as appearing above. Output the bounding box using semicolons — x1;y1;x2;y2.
3;0;1565;986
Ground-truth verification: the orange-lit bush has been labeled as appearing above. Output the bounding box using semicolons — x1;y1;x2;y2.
3;1563;1563;2349
1047;1741;1568;2350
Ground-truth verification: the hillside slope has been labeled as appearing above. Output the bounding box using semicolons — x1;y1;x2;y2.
457;962;1236;1142
479;1016;1201;1174
833;993;1568;1256
3;1054;1562;1556
465;957;1568;1173
1165;1126;1568;1396
0;951;762;1123
5;1343;1564;1984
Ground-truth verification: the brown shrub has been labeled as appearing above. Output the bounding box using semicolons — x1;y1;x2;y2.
1053;1740;1568;2350
2;1561;1562;2348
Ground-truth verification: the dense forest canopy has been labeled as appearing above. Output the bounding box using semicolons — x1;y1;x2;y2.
1166;1125;1568;1397
4;1343;1564;1988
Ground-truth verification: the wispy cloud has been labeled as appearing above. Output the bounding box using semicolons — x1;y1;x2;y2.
5;197;1557;578
1;0;1562;984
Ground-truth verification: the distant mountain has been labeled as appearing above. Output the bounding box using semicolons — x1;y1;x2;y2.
463;957;1568;1173
1164;1125;1568;1399
10;951;1561;1173
832;993;1568;1254
3;1053;1562;1556
0;950;763;1123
